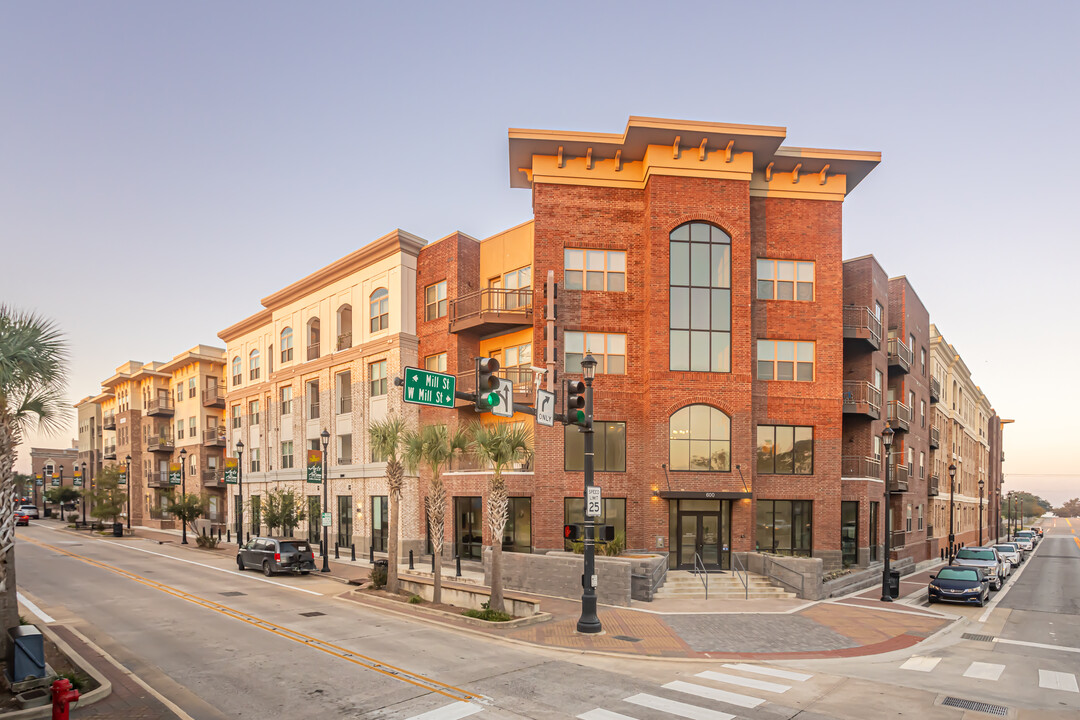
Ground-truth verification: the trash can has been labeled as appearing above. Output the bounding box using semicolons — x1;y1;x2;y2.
888;569;901;598
113;522;124;537
43;508;51;518
373;559;388;572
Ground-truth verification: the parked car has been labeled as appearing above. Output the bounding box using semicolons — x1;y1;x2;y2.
1013;535;1034;551
1016;530;1038;548
18;505;39;519
993;543;1022;569
997;541;1025;564
954;547;1005;590
928;566;990;606
237;537;316;576
14;511;30;527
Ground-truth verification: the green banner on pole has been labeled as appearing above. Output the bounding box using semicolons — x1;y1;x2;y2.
306;450;323;484
224;457;238;484
169;463;182;485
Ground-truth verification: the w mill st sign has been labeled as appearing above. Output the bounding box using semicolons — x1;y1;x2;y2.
402;367;456;409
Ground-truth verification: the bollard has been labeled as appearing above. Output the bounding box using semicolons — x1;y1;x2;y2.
409;550;414;570
246;531;250;543
370;545;374;563
456;554;462;577
431;553;435;573
227;529;231;544
351;543;356;561
335;543;340;559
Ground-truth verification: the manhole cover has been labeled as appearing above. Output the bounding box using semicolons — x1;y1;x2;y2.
613;635;642;643
219;592;246;597
942;696;1008;716
300;611;325;617
961;633;995;643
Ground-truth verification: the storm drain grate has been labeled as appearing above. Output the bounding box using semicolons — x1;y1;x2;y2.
300;611;326;617
612;635;642;643
219;591;246;597
961;633;996;643
942;697;1008;716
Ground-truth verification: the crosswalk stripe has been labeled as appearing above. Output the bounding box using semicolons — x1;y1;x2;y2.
694;670;791;694
721;663;812;682
404;702;484;720
663;680;764;709
899;656;941;672
624;693;736;720
1039;670;1080;693
963;662;1006;681
577;710;639;720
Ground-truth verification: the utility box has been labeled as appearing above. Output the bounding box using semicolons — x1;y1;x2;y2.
7;626;46;683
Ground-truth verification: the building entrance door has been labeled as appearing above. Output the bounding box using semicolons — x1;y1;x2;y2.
675;499;730;570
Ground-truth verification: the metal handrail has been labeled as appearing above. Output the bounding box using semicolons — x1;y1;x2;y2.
731;552;749;599
692;552;709;600
762;554;806;597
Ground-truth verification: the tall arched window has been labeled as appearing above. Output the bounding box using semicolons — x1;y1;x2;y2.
337;304;353;350
307;318;321;361
669;404;730;471
369;288;389;332
249;349;261;381
669;222;731;372
231;356;242;386
280;328;293;363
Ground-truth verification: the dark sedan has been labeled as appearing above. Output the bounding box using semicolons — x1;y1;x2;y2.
237;537;316;576
928;566;990;606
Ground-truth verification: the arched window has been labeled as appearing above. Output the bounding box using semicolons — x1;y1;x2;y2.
249;349;261;381
669;222;731;372
280;328;293;363
307;318;321;361
337;304;353;350
369;288;389;332
231;356;242;386
669;404;730;471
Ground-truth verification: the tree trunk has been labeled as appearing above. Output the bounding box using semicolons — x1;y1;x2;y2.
428;474;446;605
0;416;21;656
486;473;509;614
386;458;403;594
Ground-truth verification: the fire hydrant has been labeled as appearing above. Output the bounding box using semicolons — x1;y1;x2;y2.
51;677;79;720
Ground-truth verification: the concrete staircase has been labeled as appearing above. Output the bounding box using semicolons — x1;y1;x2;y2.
653;570;797;600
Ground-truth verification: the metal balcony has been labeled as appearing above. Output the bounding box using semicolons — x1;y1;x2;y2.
454;367;537;408
147;433;175;453
926;524;935;538
146;398;175;417
929;376;941;404
842;306;882;350
890;530;906;548
449;288;533;334
929;425;940;449
147;472;172;489
103;413;116;430
887;464;909;493
307;345;321;361
842;380;881;419
337;332;352;351
203;470;225;487
887;337;912;374
928;474;940;496
841;455;881;479
103;445;116;460
203;428;227;447
202;385;226;408
887;400;911;432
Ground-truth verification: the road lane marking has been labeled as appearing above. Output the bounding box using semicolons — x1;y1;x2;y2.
963;662;1006;681
694;670;790;693
1039;670;1079;692
899;656;941;672
720;663;811;682
17;534;479;703
624;694;735;720
405;702;485;719
577;710;639;720
663;680;764;708
995;638;1080;654
16;592;55;623
977;534;1045;622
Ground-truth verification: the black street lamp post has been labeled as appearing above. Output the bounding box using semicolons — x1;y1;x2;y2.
880;426;895;602
947;463;957;563
80;461;87;524
125;455;132;530
57;465;63;519
576;354;601;634
320;429;330;573
236;440;244;543
978;477;985;547
179;448;188;545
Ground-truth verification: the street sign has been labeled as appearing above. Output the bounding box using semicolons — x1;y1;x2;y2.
321;512;332;528
169;463;182;485
224;458;238;484
402;367;456;409
536;389;555;427
490;378;514;418
586;486;601;517
306;450;323;483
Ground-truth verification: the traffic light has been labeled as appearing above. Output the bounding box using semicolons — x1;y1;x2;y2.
566;379;586;425
476;357;501;411
564;524;581;541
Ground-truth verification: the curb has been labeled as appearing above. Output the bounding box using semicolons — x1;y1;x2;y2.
343;590;552;629
0;624;113;719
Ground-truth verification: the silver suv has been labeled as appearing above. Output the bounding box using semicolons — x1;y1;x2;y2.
237;537;316;576
954;547;1005;590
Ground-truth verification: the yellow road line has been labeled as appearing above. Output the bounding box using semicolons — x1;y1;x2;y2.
1074;536;1080;551
18;534;479;702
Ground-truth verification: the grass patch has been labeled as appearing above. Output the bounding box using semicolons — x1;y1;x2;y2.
407;594;423;604
56;671;89;691
463;608;512;622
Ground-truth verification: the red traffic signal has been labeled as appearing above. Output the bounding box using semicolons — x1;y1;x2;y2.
564;524;581;541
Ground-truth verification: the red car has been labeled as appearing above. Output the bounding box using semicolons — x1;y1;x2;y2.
14;511;30;527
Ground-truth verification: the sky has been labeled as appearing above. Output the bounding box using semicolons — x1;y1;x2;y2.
3;2;1077;504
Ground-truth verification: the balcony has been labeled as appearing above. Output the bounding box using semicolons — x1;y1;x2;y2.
841;455;881;479
890;530;906;548
103;413;116;430
929;376;941;404
147;432;175;453
843;306;882;350
147;471;172;489
103;445;117;460
887;400;911;432
929;425;940;449
887;464;910;493
203;428;227;447
842;380;881;419
454;366;537;409
202;385;226;408
149;507;175;519
307;345;321;361
203;469;226;487
337;332;352;351
449;288;533;334
147;398;175;417
929;474;940;496
449;450;534;473
887;337;912;374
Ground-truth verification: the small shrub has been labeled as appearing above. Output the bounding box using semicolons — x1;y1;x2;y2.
602;532;625;557
57;671;88;691
408;594;423;604
370;563;387;589
196;534;219;549
463;608;512;622
570;540;585;555
19;616;28;626
66;513;79;523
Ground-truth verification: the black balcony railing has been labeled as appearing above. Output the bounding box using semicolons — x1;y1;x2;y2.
891;530;906;548
449;288;533;333
203;428;227;447
455;366;537;406
841;455;881;479
887;337;913;373
147;433;175;452
103;413;116;430
929;474;940;496
307;345;321;361
929;425;940;449
103;445;117;459
843;306;882;349
888;464;910;493
147;398;175;417
202;385;226;408
842;380;882;418
929;376;941;403
887;400;912;431
147;472;172;488
337;332;352;351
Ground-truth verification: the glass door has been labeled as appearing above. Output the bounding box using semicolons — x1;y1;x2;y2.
337;495;353;547
455;497;482;560
307;496;320;544
679;514;699;567
675;500;730;570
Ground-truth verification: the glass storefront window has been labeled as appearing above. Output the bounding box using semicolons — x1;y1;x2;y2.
502;497;532;553
755;500;813;557
371;495;387;552
455;497;483;560
841;501;858;568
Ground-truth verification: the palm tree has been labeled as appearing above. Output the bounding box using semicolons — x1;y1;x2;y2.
470;422;532;614
369;416;406;593
403;423;467;604
0;306;68;649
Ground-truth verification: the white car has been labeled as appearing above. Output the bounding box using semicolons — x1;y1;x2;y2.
18;505;39;519
1014;536;1034;551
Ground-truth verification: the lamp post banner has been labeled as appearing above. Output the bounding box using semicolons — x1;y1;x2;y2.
35;473;43;486
224;457;239;484
73;470;83;487
169;463;182;485
306;450;323;483
51;474;60;487
118;470;127;485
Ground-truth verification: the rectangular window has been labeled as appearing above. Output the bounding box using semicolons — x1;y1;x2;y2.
189;417;196;438
369;360;387;396
919;451;925;478
281;441;294;469
188;378;196;398
250;448;260;473
564;498;625;551
251;495;261;533
249;353;260;381
337;496;353;547
756;425;814;475
503;497;532;553
307;496;320;544
425;353;447;373
175;383;183;402
565;332;626;374
841;501;858;568
425;280;447;320
176;420;184;440
280;386;293;415
336;371;352;414
756;259;815;301
906;504;913;532
755;499;813;557
564;421;626;472
249;400;260;426
920;399;926;427
918;504;924;531
307;380;320;419
338;434;352;465
756;340;815;381
371;496;388;552
564;249;626;292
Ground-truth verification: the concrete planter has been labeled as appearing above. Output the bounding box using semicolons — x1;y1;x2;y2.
397;576;541;618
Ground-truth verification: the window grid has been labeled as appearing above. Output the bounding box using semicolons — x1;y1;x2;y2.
669;222;731;373
425;353;447;373
565;332;625;374
281;328;293;362
564;249;626;292
249;350;260;381
280;386;292;415
756;340;815;382
369;360;387;397
281;441;294;470
370;288;389;332
425;281;447;320
756;259;815;301
669;405;731;472
756;425;814;475
564;421;626;472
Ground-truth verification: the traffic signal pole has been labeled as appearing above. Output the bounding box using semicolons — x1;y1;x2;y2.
576;369;601;634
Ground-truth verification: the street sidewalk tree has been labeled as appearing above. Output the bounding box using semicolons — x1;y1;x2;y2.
370;416;407;594
88;465;125;524
168;492;205;536
263;487;307;536
1054;498;1080;518
403;423;467;604
0;305;69;652
469;422;532;615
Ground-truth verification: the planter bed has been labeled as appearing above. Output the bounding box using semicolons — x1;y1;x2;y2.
351;580;549;629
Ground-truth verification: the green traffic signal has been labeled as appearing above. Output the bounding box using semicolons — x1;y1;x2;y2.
487;392;499;406
574;409;585;424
